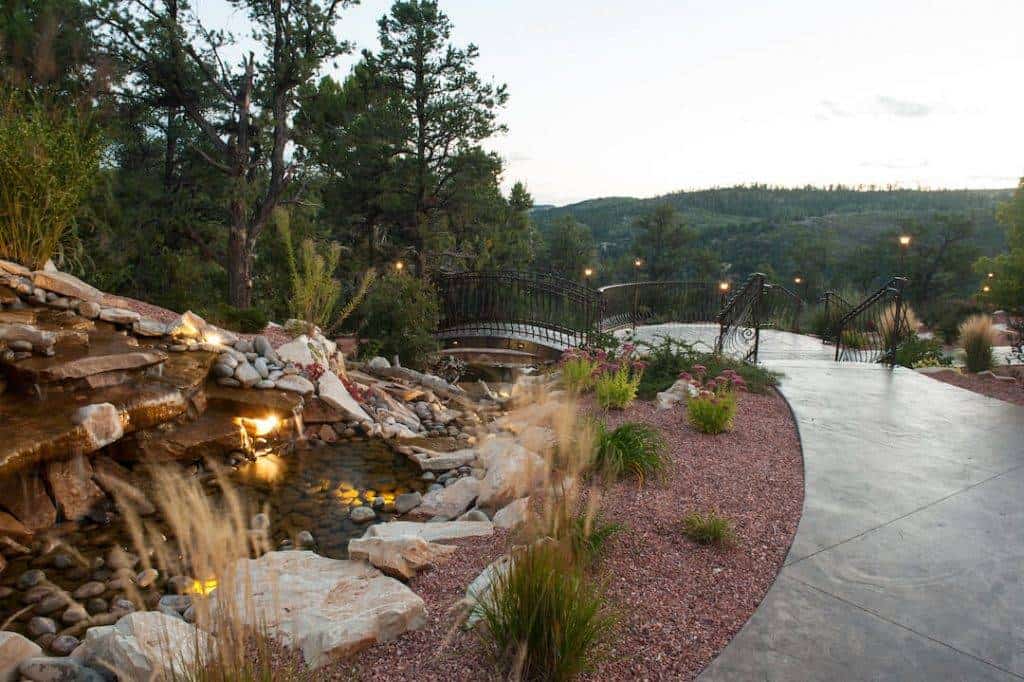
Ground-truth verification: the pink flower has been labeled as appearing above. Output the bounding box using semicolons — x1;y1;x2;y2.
692;364;707;375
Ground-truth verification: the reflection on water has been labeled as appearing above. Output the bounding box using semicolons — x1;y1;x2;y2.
233;440;427;558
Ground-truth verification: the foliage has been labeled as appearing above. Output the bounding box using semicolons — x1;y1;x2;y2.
357;272;440;369
634;336;777;399
278;216;357;330
894;334;951;369
683;366;746;434
559;348;599;394
958;314;997;373
923;299;984;344
592;344;645;410
631;203;720;280
840;329;868;349
544;215;596;281
0;91;101;268
200;304;269;334
475;540;614;682
590;420;666;483
975;177;1024;314
567;511;623;565
682;511;736;547
878;303;920;351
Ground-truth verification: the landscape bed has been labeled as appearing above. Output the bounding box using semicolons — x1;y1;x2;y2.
925;367;1024;407
335;388;804;680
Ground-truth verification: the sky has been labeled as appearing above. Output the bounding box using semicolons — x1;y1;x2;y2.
200;0;1024;206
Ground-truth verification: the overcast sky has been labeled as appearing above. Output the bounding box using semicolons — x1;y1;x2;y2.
204;0;1024;206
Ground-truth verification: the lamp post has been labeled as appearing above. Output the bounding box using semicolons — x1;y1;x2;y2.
583;267;594;283
394;260;405;273
898;234;911;273
632;258;643;330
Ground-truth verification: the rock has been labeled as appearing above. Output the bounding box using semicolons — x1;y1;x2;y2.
18;569;46;590
461;554;513;628
71;611;207;681
253;357;270;379
275;335;316;366
99;308;141;326
44;456;106;521
50;635;80;657
367;356;391;371
19;656;101;681
407;447;477;472
0;323;56;353
393;492;422;515
0;511;32;541
136;568;158;589
349;506;376;523
214;551;426;668
317;371;370;422
91;457;155;517
158;595;191;614
61;604;88;625
413;477;479;520
132;318;167;337
275;374;315;395
475;437;546;510
27;617;57;638
31;271;101;302
0;473;56;531
458;509;490;522
217;377;241;387
253;336;277;362
77;301;101;319
36;593;70;616
71;403;125;452
86;598;107;615
255;379;276;389
233;362;261;388
364;520;494;543
250;513;271;532
316;424;337;443
492;497;530;529
655;378;698;410
73;582;105;600
165;311;207;339
348;536;457;581
0;632;41;681
105;548;137;571
0;259;30;276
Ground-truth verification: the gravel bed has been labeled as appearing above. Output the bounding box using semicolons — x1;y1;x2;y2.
926;368;1024;406
333;390;804;680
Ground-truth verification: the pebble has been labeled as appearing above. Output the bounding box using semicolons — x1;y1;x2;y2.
296;530;316;549
136;568;159;588
428;483;444;493
166;575;193;594
217;377;241;387
421;472;436;481
250;513;271;531
106;548;137;570
22;586;53;605
61;604;88;625
18;568;45;590
27;616;57;637
35;593;69;615
49;634;80;656
159;594;192;614
73;581;105;599
86;597;108;614
0;586;12;599
110;598;135;614
394;492;422;514
349;506;376;523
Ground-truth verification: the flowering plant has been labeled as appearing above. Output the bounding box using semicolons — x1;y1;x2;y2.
681;365;746;434
302;362;326;382
559;347;600;393
594;343;647;410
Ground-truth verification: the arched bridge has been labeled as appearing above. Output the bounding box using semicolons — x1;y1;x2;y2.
434;270;913;365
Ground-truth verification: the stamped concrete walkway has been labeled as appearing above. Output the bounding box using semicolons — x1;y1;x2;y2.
700;360;1024;681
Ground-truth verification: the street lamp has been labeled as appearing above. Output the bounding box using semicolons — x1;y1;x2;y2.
988;272;995;279
898;235;911;273
718;281;730;292
793;276;803;285
983;285;991;293
394;260;405;272
631;258;643;331
583;267;594;279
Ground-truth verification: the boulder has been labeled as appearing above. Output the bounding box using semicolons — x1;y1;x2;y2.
275;335;316;366
300;398;346;424
347;536;457;581
165;311;207;339
71;403;125;452
0;260;30;277
99;308;141;326
214;551;426;668
234;362;261;388
19;656;103;681
412;477;479;519
31;271;101;302
45;456;106;522
475;437;547;510
406;447;477;472
461;554;512;628
655;378;698;410
0;473;56;531
367;356;390;371
77;301;101;319
70;611;207;681
132;319;167;337
0;511;32;541
492;497;530;529
364;520;493;543
0;632;41;682
317;371;370;422
275;374;315;395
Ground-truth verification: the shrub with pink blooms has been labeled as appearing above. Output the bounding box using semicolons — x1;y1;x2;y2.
593;343;647;410
682;365;747;434
559;347;601;394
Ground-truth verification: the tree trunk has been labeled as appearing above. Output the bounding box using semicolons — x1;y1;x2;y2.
227;202;252;308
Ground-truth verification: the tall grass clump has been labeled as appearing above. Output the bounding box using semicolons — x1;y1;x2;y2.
475;540;615;681
682;511;736;547
958;314;998;373
878;303;920;351
117;466;309;682
559;348;599;394
683;366;747;435
590;420;666;483
0;91;102;268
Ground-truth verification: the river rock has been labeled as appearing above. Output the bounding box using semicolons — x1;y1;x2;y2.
0;323;56;353
44;456;106;521
317;371;370;421
19;656;101;681
253;336;277;362
348;536;457;581
349;506;376;523
275;335;316;366
214;551;426;668
367;356;390;371
165;311;207;339
0;632;41;682
363;520;494;543
234;362;260;388
275;374;314;395
27;617;57;638
73;582;105;600
99;308;141;326
71;403;125;452
132;318;167;337
77;301;101;319
0;259;30;276
71;611;207;681
31;271;101;302
393;492;422;515
492;497;530;529
412;477;479;520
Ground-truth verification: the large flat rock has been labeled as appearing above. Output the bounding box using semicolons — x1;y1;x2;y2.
31;271;102;302
364;520;494;542
15;350;166;383
216;550;426;668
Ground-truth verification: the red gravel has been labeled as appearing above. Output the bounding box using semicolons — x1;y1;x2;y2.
926;368;1024;407
333;390;804;681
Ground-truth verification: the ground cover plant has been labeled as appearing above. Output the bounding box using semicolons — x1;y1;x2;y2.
683;366;747;434
590;419;666;483
559;348;600;393
592;344;646;409
895;333;951;368
634;336;777;399
682;511;737;547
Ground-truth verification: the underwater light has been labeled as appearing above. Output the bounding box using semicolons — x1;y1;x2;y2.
234;414;281;437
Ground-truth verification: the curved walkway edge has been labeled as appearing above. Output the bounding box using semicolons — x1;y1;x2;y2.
700;360;1024;681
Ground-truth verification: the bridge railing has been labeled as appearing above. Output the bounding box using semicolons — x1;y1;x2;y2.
433;270;601;349
597;280;730;330
815;290;855;342
831;277;910;364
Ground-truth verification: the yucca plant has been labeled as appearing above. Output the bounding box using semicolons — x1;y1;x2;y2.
590;420;666;483
958;314;998;373
0;91;102;269
682;511;736;547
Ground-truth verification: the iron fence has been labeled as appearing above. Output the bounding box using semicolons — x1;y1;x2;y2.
597;281;730;330
831;277;910;364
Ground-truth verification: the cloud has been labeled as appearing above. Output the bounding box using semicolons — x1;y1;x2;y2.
816;99;850;120
875;96;932;118
859;159;931;170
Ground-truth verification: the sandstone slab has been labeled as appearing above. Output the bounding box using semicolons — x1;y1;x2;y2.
348;536;457;580
71;611;207;681
0;473;56;531
45;455;105;521
99;308;141;326
413;477;479;519
0;510;32;541
407;447;477;472
364;520;494;543
317;371;370;421
215;551;426;668
275;335;316;366
71;403;125;452
31;271;101;302
0;632;41;682
475;437;547;510
275;374;315;395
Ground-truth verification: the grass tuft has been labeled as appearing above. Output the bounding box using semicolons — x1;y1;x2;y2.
591;420;667;484
958;314;997;373
682;511;736;547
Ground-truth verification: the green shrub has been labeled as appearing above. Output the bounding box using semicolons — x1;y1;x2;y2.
560;350;599;394
682;511;736;547
475;541;615;681
0;92;102;269
959;314;997;373
635;336;777;399
682;366;745;434
201;304;269;333
591;420;666;483
357;272;440;369
568;511;623;565
894;333;951;369
594;364;641;410
840;328;868;349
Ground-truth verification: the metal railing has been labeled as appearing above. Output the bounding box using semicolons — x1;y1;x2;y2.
831;277;910;364
597;280;730;330
816;291;855;342
715;273;768;361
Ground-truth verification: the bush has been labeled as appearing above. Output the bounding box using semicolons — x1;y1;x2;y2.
924;299;984;344
594;364;641;410
0;92;102;268
475;541;614;681
559;349;599;394
894;333;951;369
959;314;997;373
201;304;269;333
879;303;920;351
568;511;623;565
840;328;868;349
357;273;440;369
635;336;777;399
682;511;736;546
683;366;746;434
591;420;666;483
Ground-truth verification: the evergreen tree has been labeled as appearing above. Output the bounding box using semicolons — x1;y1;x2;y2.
545;216;594;281
631;204;697;281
